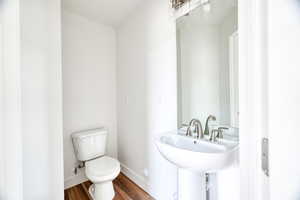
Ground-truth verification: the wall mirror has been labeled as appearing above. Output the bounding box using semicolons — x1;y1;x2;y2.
177;0;239;136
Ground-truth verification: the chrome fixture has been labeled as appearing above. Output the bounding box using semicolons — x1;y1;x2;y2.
186;119;204;139
205;173;210;200
74;161;85;175
171;0;188;9
171;0;211;11
204;115;216;135
209;127;229;142
216;127;229;139
186;119;195;136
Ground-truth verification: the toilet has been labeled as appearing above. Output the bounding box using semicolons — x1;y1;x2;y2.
72;128;120;200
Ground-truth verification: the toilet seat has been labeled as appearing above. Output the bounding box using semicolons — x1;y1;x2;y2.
85;156;120;183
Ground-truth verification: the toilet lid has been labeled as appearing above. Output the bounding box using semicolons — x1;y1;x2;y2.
85;156;120;178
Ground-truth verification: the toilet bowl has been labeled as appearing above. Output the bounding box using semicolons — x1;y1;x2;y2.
72;128;120;200
86;156;120;199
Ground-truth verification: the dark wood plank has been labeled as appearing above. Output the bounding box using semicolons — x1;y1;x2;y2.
113;173;153;200
81;182;93;200
114;183;133;200
64;173;154;200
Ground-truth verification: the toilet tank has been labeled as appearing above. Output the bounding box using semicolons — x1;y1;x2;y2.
72;128;107;161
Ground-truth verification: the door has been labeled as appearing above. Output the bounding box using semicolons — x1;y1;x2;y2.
267;0;300;199
240;0;300;200
239;0;269;199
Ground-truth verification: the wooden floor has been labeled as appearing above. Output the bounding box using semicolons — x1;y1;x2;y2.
65;173;154;200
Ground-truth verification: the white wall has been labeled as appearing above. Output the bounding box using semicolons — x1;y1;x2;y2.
1;0;64;199
117;0;178;199
0;18;4;199
62;10;117;189
20;0;64;199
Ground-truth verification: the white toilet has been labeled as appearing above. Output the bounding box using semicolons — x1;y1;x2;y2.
72;128;120;200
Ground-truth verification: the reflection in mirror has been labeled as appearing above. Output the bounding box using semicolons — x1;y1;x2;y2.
177;0;238;137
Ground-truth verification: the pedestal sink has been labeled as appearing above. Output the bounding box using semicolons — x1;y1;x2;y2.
155;131;239;200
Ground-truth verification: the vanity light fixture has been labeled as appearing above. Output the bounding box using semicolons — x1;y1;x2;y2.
171;0;188;9
171;0;211;12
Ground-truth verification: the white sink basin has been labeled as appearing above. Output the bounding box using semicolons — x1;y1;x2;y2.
155;131;239;173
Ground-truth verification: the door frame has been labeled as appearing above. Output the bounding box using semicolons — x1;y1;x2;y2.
239;0;269;200
0;1;24;199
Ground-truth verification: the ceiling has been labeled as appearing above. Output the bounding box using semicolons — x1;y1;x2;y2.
62;0;144;27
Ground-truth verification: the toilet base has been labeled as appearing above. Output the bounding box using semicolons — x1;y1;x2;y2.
89;182;115;200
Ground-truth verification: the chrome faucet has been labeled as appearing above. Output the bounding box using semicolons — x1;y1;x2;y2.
204;115;216;135
186;119;196;136
186;119;204;139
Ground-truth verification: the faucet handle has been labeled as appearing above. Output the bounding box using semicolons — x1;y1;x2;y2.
218;127;229;131
217;127;229;139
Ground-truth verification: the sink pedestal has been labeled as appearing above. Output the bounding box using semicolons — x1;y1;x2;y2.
178;169;218;200
178;169;206;200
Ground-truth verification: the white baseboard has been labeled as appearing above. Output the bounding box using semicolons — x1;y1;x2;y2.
120;163;149;193
64;171;88;189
